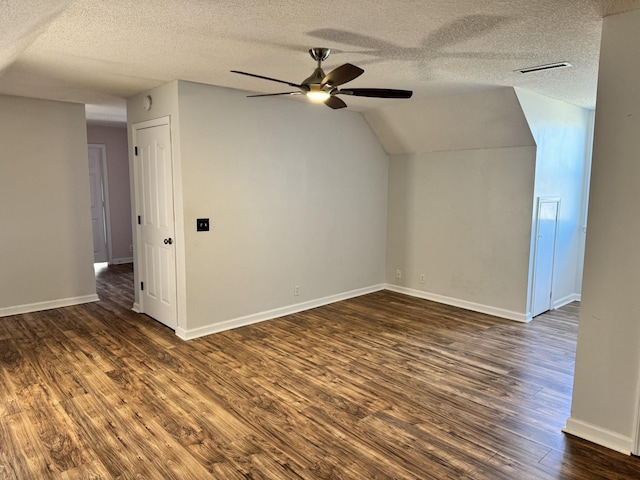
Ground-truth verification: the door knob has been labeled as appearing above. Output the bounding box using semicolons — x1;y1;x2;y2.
164;238;173;245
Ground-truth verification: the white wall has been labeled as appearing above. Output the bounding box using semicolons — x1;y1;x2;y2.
376;88;537;319
0;95;97;316
515;89;594;313
565;9;640;455
128;81;388;337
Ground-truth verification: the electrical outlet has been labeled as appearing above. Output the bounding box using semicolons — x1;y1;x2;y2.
129;244;133;253
294;285;300;296
419;274;425;284
396;269;402;279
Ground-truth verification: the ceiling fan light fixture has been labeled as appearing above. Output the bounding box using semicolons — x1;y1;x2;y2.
306;86;331;102
231;47;413;109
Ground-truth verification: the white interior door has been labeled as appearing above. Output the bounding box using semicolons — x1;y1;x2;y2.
88;144;109;263
133;120;177;330
531;198;560;317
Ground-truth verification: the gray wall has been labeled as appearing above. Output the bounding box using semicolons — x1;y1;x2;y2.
373;88;537;319
0;95;96;315
566;9;640;454
128;81;388;337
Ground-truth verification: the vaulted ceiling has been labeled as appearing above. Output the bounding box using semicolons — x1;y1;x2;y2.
1;0;639;124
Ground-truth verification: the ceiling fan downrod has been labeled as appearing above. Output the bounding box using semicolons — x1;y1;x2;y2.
303;48;331;85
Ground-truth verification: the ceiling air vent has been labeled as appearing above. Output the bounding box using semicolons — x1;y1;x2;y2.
516;62;572;74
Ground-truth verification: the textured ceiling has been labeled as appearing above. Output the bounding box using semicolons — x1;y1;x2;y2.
1;0;639;124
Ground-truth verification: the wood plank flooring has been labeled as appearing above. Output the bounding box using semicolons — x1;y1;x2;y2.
1;263;639;479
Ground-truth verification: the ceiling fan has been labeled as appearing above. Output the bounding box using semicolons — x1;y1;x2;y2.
231;48;413;109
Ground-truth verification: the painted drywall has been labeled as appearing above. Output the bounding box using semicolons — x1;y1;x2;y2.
566;9;640;454
86;125;133;263
0;95;96;315
127;81;388;335
515;89;593;313
386;147;536;316
365;87;535;155
176;81;388;333
381;88;536;318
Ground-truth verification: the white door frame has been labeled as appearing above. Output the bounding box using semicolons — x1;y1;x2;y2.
529;197;560;317
88;143;113;264
633;367;640;455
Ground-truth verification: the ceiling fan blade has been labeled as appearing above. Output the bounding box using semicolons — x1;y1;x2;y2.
325;96;347;109
231;70;302;89
338;88;413;99
247;92;302;97
321;63;364;87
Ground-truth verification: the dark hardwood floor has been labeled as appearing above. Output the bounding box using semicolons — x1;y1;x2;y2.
1;263;639;479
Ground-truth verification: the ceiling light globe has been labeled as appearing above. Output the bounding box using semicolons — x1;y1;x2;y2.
306;90;331;102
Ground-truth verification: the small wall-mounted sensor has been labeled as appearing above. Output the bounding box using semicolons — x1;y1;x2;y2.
197;218;210;232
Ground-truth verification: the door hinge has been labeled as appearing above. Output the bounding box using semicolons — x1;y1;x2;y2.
134;146;138;156
140;281;144;291
137;215;141;225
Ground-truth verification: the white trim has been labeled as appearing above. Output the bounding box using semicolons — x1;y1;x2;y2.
111;257;133;265
176;284;386;340
563;417;633;455
100;144;114;264
88;144;113;264
132;303;142;313
634;373;640;456
172;283;530;340
553;293;581;310
529;196;561;317
385;284;529;323
133;116;171;131
0;294;100;318
633;342;640;456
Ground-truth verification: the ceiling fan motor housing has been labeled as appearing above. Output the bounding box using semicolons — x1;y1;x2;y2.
302;67;327;86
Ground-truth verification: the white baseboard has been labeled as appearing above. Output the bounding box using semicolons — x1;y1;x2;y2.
176;284;386;340
173;282;531;340
132;303;142;313
563;417;633;455
0;294;100;318
553;293;581;310
111;257;133;265
385;284;529;322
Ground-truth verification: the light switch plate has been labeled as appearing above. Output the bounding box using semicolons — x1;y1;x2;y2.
197;218;209;232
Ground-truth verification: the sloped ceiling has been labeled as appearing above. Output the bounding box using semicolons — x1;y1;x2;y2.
365;87;535;155
1;0;639;125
